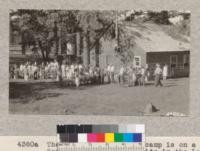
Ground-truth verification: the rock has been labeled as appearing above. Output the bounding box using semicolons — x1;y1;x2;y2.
144;103;159;114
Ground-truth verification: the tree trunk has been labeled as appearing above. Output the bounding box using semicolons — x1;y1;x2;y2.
95;38;100;67
83;31;90;68
57;55;63;85
38;41;46;62
86;30;90;66
76;32;82;64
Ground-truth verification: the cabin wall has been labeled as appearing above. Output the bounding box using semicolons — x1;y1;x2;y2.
146;51;190;78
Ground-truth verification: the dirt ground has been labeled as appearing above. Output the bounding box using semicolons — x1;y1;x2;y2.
9;78;189;116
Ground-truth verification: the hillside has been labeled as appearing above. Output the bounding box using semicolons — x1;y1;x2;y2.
96;20;190;68
123;21;190;52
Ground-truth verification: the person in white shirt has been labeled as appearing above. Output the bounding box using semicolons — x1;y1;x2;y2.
106;64;111;83
33;62;38;80
61;62;66;78
140;67;147;86
132;68;137;86
110;64;115;83
163;64;168;80
44;62;49;79
40;62;45;80
27;63;32;79
71;64;75;75
65;65;70;80
78;64;83;74
24;65;28;81
52;59;58;80
119;65;125;84
141;67;145;75
19;63;25;79
89;65;93;75
69;65;74;80
127;66;133;86
154;63;163;87
74;67;80;88
49;61;54;79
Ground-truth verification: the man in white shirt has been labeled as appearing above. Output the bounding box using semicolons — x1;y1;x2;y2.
78;64;83;72
163;64;168;80
154;63;163;87
106;64;111;83
119;65;125;84
61;62;66;78
33;62;38;80
53;59;59;80
110;64;115;83
19;63;24;79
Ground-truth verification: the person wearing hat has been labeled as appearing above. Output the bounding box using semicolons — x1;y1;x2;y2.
154;63;163;87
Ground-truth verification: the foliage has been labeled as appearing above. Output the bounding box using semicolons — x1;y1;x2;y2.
147;10;170;25
10;10;146;64
10;10;81;61
114;25;135;65
10;10;118;60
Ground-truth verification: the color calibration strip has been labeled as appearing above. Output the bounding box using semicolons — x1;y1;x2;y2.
57;124;145;143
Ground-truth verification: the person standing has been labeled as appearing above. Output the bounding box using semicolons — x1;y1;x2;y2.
53;59;59;81
140;67;146;86
24;65;28;81
40;62;45;80
132;68;137;86
163;64;168;80
119;65;125;84
100;67;105;84
127;66;133;86
78;64;83;74
154;63;163;87
27;63;32;79
13;64;18;79
74;68;80;88
65;65;70;80
61;61;66;79
145;64;150;82
44;62;49;79
19;63;24;79
106;64;111;83
9;65;14;79
110;64;115;83
33;62;38;80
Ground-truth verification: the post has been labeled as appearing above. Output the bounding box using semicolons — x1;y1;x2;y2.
115;10;119;46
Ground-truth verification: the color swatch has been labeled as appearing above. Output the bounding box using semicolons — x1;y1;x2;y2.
57;124;145;143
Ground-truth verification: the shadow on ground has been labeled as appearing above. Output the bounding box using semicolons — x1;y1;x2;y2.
9;81;106;104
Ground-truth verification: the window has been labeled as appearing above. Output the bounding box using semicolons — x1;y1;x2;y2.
10;30;21;45
133;56;141;68
170;55;178;68
183;54;189;68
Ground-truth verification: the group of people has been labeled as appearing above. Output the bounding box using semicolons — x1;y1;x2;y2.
10;60;59;81
9;60;105;86
9;59;168;87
